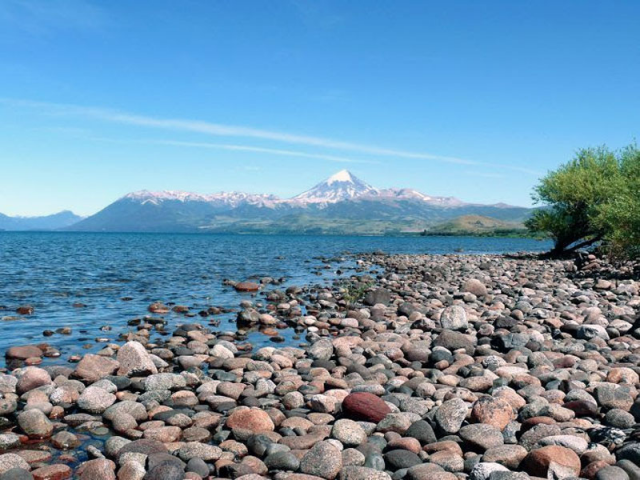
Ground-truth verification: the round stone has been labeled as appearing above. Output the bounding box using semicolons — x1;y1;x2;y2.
332;419;367;447
300;441;343;479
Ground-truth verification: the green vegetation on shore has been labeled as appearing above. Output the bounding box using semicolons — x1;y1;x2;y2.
526;143;640;259
418;215;538;238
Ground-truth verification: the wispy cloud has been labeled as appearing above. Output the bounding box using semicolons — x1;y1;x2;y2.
1;98;542;176
1;98;475;165
146;140;378;165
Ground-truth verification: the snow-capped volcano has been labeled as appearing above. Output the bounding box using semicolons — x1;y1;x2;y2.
292;170;379;204
68;169;531;233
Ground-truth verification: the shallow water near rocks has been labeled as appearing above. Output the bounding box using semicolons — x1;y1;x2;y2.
0;232;552;367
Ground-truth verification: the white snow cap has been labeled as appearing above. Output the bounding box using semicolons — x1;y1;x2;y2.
326;169;355;184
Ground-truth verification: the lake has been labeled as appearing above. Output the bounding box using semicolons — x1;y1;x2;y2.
0;232;552;366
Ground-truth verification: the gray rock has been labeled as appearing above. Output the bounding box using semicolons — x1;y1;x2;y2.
0;434;21;450
17;409;53;438
435;397;468;434
0;454;30;475
440;305;468;330
0;468;34;480
605;409;636;429
77;386;116;413
300;441;343;479
144;373;186;391
460;424;504;450
177;442;223;462
616;460;640;480
309;338;334;361
186;458;209;477
0;376;17;394
405;420;437;444
116;341;158;377
434;330;476;355
340;466;392;480
332;419;367;447
364;289;391;307
145;462;184;480
469;462;510;480
265;451;300;471
103;400;147;422
596;466;630;480
384;450;422;470
104;436;131;458
538;435;589;455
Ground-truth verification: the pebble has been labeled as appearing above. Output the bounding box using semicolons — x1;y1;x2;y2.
0;251;637;480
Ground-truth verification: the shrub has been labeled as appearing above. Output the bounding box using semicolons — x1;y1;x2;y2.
526;144;639;259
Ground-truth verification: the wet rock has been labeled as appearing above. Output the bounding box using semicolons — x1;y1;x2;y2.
30;464;72;480
16;367;51;394
148;303;169;314
16;306;34;315
235;282;260;292
74;355;119;383
5;346;43;360
17;409;53;439
77;459;116;480
50;432;80;450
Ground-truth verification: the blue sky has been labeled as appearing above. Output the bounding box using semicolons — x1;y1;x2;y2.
1;1;638;216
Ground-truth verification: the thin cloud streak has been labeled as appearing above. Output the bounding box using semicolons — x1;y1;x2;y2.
150;140;379;165
87;137;378;165
2;98;541;175
2;98;475;165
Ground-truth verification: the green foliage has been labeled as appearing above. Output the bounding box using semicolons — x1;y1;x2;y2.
527;144;640;258
593;145;640;259
342;281;374;306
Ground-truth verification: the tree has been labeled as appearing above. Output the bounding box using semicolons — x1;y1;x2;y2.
526;144;640;258
593;145;640;259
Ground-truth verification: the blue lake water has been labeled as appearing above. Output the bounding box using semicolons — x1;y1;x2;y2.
0;232;552;367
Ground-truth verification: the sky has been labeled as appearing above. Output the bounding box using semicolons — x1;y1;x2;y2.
0;1;639;216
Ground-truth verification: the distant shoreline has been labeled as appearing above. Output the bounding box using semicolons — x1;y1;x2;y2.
0;229;544;239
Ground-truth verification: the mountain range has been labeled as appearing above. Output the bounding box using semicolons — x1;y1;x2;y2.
1;171;534;234
0;210;84;231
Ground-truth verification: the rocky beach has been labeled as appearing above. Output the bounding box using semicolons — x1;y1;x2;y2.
1;251;639;480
